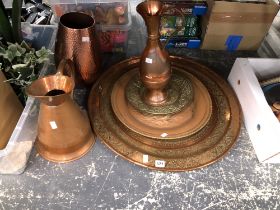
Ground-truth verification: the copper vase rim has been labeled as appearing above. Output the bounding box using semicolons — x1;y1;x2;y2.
136;0;163;16
59;12;95;30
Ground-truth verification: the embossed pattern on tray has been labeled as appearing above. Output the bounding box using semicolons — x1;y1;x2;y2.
126;73;193;115
88;56;241;171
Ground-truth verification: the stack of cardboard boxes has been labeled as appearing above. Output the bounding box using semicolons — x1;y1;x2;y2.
201;0;279;50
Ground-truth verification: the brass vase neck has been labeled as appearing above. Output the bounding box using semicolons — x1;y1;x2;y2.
137;0;163;38
145;16;161;39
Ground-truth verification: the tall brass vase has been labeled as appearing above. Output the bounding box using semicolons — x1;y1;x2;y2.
137;0;171;106
55;12;101;85
26;60;95;163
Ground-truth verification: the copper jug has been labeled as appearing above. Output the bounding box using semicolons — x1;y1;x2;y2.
26;59;95;163
55;12;101;86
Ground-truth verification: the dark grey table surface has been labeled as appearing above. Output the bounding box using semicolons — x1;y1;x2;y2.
1;1;280;208
1;48;280;210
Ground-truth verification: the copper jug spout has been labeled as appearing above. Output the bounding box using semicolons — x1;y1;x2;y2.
26;59;95;163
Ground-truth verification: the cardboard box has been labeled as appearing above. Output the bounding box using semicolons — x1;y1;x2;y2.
201;0;279;50
0;72;23;149
228;58;280;163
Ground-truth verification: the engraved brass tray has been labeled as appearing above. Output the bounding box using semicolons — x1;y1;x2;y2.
88;56;241;171
111;69;212;140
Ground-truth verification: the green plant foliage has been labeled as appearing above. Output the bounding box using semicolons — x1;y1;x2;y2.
0;41;53;104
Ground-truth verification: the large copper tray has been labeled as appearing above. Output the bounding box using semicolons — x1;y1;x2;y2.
88;56;241;171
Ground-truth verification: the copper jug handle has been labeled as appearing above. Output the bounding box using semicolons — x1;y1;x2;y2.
56;59;75;81
161;4;186;49
56;59;75;98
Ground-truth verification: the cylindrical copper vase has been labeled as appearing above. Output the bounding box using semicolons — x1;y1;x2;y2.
55;12;101;85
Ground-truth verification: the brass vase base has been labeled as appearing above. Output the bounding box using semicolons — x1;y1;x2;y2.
125;72;194;116
88;56;241;171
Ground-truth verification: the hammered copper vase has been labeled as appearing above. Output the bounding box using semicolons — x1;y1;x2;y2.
26;59;95;163
55;12;101;85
